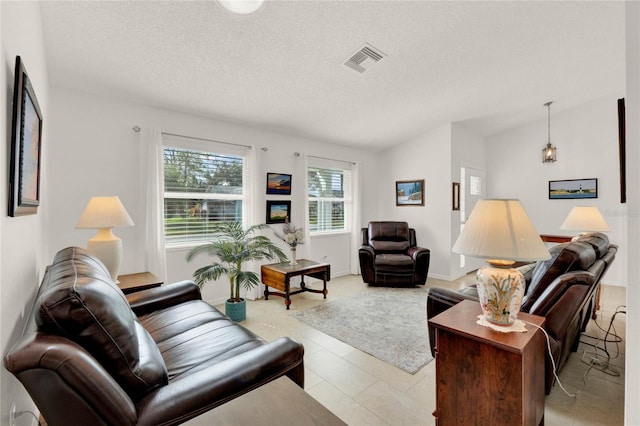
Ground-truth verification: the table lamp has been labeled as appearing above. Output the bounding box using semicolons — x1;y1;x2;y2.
452;199;550;325
76;196;134;282
560;206;609;235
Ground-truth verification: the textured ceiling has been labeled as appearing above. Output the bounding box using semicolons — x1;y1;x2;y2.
39;1;625;151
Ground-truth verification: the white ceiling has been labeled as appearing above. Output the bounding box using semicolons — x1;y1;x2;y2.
39;1;626;151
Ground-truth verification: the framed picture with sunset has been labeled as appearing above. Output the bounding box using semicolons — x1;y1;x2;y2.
266;173;292;195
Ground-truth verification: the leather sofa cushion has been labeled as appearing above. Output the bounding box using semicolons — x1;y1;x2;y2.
368;222;410;253
139;300;266;380
35;247;168;399
374;254;414;272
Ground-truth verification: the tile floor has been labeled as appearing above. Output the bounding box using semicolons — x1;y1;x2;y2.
229;274;625;426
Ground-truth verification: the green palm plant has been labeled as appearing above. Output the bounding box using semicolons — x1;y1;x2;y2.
186;221;287;303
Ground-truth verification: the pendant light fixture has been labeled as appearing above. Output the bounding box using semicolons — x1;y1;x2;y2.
542;101;557;163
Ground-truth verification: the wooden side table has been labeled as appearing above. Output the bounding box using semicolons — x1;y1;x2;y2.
261;260;330;310
117;271;162;294
428;300;545;426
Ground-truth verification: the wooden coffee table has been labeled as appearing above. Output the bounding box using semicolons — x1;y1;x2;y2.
183;376;346;425
261;259;330;310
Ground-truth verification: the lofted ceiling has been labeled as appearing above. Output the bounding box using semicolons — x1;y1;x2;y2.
39;1;625;151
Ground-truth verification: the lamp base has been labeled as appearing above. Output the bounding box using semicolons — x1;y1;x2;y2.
476;260;525;326
87;228;123;283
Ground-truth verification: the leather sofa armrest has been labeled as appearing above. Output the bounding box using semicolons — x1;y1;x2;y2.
427;286;479;317
134;337;305;426
408;246;430;284
358;246;375;283
527;271;595;318
426;286;479;356
4;334;138;426
406;245;429;259
127;280;202;316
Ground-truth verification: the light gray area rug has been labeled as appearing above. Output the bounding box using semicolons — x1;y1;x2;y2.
291;286;433;374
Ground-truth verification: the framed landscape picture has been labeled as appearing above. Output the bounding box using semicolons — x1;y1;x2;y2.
396;179;424;206
9;56;43;217
549;178;598;199
266;172;292;195
266;200;291;224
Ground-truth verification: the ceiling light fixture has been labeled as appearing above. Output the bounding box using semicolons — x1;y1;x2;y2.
542;101;557;163
216;0;265;15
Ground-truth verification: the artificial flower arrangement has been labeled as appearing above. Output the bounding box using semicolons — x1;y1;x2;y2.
282;217;304;247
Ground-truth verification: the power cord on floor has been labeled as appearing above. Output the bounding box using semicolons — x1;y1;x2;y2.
521;305;627;399
578;305;626;378
521;319;579;398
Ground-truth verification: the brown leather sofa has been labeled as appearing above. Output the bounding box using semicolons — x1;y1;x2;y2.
359;221;431;286
426;232;616;394
4;247;305;426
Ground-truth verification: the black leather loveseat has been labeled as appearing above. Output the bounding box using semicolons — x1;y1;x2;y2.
4;247;305;426
427;232;616;394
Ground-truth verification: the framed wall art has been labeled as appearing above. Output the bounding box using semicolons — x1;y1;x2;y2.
452;182;460;211
266;200;291;224
266;172;292;195
9;56;43;217
618;98;626;203
549;178;598;200
396;179;424;206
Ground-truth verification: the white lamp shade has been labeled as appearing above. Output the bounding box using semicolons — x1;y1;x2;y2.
452;199;550;262
76;196;134;229
560;206;609;232
76;196;134;282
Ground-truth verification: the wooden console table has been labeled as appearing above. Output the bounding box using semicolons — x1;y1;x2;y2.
261;260;330;310
429;300;545;426
540;234;573;243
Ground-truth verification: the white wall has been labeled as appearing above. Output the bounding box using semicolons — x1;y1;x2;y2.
47;87;379;305
450;123;487;279
378;124;452;280
486;95;625;287
624;2;639;423
0;2;49;424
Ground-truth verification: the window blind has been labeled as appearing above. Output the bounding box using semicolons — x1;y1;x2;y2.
162;135;247;246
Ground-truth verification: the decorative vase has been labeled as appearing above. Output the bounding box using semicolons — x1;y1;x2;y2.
475;261;525;326
225;298;246;322
290;247;297;265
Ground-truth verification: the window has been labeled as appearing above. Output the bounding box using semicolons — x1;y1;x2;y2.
163;136;247;246
307;160;353;234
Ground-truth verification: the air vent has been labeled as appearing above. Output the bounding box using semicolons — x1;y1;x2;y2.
343;43;386;73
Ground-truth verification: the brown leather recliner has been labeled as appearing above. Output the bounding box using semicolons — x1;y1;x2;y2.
426;232;616;394
359;221;431;286
4;247;305;426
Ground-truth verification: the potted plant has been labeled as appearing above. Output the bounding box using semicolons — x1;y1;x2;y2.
186;221;287;322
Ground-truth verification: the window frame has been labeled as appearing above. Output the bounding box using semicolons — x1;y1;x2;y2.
162;136;248;248
307;162;353;236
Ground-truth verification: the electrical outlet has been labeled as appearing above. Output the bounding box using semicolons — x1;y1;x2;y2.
9;402;16;426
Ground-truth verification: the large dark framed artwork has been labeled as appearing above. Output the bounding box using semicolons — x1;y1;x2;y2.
9;56;43;217
266;200;291;224
396;179;424;206
618;98;626;204
266;172;292;195
549;178;598;200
